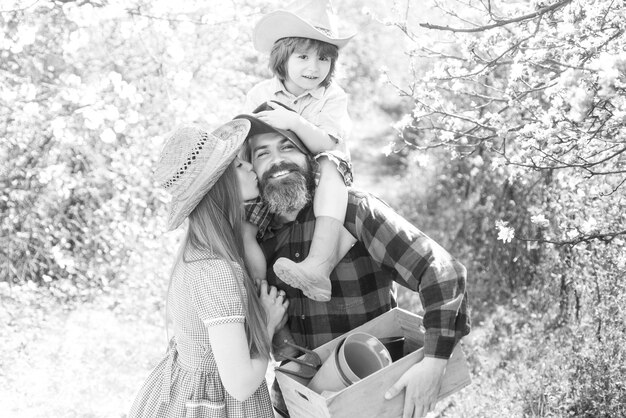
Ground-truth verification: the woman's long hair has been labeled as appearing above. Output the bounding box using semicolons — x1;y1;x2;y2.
167;162;271;359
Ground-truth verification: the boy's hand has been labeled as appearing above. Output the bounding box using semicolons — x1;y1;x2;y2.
255;102;299;130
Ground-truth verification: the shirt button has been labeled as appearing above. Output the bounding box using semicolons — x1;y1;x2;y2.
301;315;306;320
295;252;300;258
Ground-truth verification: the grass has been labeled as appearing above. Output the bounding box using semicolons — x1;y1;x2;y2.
0;242;169;417
0;230;286;418
2;243;536;418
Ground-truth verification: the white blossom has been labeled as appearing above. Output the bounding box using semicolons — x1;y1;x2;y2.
100;128;117;144
531;214;550;228
496;220;515;244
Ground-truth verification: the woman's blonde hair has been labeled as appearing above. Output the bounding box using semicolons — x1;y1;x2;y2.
168;161;270;358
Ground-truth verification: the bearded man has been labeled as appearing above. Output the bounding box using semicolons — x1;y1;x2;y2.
236;105;471;418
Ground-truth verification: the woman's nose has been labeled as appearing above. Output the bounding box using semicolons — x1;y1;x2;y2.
237;158;253;171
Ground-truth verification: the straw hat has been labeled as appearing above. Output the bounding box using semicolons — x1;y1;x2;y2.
154;119;251;231
234;101;309;155
253;0;356;53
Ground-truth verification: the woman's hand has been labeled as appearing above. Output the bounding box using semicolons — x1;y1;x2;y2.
258;280;289;337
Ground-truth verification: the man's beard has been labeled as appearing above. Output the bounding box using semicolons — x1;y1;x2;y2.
260;161;313;215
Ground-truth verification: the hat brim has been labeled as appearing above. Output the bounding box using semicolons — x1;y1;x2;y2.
253;11;356;53
164;119;251;231
233;113;309;156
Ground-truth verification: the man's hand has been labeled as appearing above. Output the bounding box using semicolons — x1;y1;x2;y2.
384;357;447;418
255;101;299;131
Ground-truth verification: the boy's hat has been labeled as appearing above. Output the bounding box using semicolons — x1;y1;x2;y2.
234;101;310;155
253;0;356;53
154;119;251;231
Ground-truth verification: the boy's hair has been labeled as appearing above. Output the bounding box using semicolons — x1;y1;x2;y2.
269;37;339;88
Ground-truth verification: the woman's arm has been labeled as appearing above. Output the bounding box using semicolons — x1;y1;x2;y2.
208;322;271;402
208;281;288;402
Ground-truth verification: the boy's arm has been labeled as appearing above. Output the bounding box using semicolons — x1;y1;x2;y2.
314;86;351;147
255;101;336;153
242;221;266;285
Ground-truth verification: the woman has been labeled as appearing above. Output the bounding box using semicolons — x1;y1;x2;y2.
129;120;287;417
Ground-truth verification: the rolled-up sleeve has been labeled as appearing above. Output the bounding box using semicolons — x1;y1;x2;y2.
354;194;470;359
314;87;352;148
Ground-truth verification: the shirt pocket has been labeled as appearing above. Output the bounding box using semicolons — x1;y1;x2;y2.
327;297;366;315
325;288;387;317
185;400;226;418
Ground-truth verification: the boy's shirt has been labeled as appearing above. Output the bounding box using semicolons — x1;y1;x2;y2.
245;77;352;152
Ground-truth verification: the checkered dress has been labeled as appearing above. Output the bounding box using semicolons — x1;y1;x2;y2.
260;189;471;359
129;248;274;418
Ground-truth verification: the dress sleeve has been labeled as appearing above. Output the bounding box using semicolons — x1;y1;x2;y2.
188;259;247;327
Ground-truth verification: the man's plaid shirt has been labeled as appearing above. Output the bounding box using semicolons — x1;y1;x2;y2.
260;189;470;359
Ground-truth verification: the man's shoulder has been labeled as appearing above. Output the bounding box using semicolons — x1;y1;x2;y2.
347;188;392;213
347;187;368;201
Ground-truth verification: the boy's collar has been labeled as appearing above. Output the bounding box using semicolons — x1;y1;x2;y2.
274;78;325;100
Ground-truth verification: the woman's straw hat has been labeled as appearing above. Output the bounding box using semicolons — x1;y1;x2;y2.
154;119;251;231
253;0;356;53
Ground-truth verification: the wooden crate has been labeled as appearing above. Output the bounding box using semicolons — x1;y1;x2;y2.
275;308;471;418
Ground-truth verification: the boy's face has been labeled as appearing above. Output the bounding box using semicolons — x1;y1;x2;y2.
284;46;332;96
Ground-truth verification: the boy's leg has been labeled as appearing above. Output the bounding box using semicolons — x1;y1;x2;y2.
242;222;267;285
273;156;356;302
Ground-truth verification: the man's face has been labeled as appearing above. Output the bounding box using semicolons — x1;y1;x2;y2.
249;132;312;215
249;132;309;179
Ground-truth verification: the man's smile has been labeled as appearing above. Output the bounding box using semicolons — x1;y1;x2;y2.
269;169;293;179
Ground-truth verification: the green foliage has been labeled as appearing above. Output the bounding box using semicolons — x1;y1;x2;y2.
0;0;286;299
380;0;626;416
2;3;162;299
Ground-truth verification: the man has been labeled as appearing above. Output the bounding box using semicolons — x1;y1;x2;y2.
237;108;470;418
